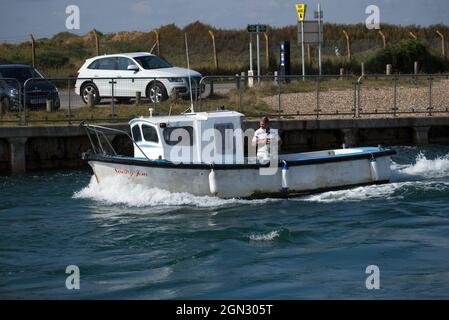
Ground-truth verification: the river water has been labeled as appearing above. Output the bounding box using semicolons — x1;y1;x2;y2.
1;146;449;299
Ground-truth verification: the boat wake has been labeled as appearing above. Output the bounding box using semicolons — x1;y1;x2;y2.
73;175;274;208
300;152;449;203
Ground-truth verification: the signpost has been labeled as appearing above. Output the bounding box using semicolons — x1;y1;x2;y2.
296;4;307;80
296;4;324;77
247;24;268;84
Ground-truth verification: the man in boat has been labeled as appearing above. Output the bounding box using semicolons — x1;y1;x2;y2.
252;116;282;161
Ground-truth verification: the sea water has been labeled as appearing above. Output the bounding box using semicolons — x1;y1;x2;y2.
1;146;449;299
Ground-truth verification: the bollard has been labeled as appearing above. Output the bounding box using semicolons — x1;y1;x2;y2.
248;70;254;88
241;71;246;88
135;91;141;105
339;68;344;80
414;61;419;75
46;99;54;112
87;92;95;108
386;64;392;75
361;62;365;77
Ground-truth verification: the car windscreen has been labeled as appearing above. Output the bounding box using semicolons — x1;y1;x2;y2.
133;56;172;70
0;67;43;84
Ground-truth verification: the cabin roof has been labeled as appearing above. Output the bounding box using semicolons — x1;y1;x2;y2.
129;111;244;126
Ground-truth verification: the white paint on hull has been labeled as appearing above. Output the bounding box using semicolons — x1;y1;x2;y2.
89;155;392;198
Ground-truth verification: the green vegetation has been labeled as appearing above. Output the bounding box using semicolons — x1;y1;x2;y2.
1;22;449;77
365;39;449;74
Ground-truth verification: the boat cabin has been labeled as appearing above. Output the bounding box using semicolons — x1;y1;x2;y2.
129;111;246;164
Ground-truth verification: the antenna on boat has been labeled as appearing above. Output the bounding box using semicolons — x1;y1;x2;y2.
185;32;195;113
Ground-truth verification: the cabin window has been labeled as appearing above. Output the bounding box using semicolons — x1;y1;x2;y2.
131;125;142;142
163;126;194;146
214;123;235;155
142;125;159;143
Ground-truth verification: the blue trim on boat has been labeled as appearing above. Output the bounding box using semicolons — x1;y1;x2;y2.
83;147;396;170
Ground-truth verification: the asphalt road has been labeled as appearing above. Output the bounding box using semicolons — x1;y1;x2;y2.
58;83;236;109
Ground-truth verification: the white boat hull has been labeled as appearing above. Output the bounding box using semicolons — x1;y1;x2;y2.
86;147;395;199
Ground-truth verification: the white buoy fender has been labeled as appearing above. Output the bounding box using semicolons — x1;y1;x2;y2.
282;161;289;193
209;169;218;195
369;157;380;181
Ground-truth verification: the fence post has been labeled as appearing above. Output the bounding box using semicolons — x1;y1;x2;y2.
111;78;115;118
342;30;351;61
30;34;36;67
393;77;398;117
339;68;344;80
428;76;433;116
67;79;72;124
436;30;446;58
378;30;386;49
386;64;392;75
414;61;419;75
409;32;418;40
208;30;219;71
135;91;142;105
316;77;320;119
361;62;365;77
353;82;358;118
153;30;160;56
93;29;100;56
264;32;270;70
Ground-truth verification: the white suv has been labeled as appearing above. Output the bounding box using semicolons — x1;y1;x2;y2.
75;52;204;104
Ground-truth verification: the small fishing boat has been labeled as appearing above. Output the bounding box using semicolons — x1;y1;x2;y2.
81;110;396;199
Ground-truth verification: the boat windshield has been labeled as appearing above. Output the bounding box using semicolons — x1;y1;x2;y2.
134;55;172;70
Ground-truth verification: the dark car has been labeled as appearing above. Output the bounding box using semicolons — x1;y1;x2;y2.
0;64;60;112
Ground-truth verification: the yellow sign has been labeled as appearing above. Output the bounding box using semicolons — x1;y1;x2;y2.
296;4;307;21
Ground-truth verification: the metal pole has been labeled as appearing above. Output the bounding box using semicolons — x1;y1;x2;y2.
257;32;261;84
250;34;253;71
301;21;305;81
318;3;322;76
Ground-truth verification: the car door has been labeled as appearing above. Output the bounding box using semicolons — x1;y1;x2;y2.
115;57;139;97
93;57;117;97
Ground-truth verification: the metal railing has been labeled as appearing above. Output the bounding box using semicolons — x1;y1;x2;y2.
1;73;449;125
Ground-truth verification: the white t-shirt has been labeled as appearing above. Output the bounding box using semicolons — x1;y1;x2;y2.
252;128;281;159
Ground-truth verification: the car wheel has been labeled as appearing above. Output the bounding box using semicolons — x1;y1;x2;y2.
81;83;101;105
116;97;131;104
0;97;10;114
147;82;168;104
